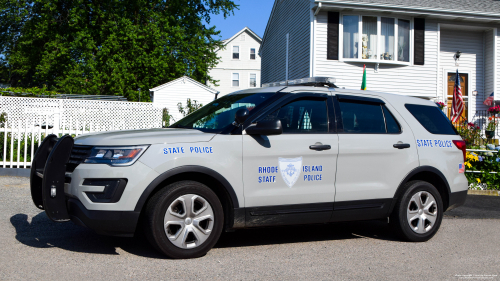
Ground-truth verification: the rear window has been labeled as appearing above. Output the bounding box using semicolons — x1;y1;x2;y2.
405;104;457;135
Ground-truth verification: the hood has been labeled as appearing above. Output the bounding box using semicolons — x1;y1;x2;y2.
74;128;215;146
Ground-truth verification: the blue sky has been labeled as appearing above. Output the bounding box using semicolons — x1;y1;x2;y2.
208;0;274;40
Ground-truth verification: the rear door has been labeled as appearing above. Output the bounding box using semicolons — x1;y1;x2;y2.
333;94;419;207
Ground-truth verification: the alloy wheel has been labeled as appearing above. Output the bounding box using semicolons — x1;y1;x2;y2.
164;194;215;249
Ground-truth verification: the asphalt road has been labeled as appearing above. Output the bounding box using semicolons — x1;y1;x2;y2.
0;176;499;280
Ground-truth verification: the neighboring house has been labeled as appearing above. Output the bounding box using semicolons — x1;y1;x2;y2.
208;27;262;97
149;76;218;122
260;0;500;122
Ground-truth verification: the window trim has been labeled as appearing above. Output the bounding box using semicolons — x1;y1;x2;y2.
232;45;240;60
250;48;256;60
231;72;240;88
339;13;414;66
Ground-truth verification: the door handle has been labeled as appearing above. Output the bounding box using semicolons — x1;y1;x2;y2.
393;143;410;149
309;144;331;151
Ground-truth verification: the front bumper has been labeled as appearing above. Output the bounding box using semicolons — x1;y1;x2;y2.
67;198;140;237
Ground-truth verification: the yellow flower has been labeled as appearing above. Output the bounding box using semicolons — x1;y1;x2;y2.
465;162;472;168
476;178;481;183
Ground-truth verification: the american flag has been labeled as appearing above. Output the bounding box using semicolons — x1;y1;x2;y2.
458;163;465;173
483;92;494;106
451;69;464;123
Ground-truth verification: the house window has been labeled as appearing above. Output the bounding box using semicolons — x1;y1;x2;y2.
232;73;239;87
342;15;411;63
250;48;256;60
343;15;359;59
398;19;410;62
250;73;257;87
233;46;239;59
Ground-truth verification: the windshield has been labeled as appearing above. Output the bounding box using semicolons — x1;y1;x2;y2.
171;92;277;132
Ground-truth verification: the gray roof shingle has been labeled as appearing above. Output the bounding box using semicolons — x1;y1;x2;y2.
346;0;500;14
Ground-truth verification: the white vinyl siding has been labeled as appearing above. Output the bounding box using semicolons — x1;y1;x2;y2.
315;12;438;98
260;0;310;84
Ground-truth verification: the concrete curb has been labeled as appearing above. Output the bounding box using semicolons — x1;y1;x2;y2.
468;189;500;196
0;168;30;177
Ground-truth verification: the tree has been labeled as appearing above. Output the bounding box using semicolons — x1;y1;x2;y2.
177;98;203;117
0;0;237;100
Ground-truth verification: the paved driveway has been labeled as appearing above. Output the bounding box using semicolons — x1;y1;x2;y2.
0;176;499;280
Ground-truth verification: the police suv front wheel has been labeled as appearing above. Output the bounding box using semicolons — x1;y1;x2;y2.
144;181;224;259
390;180;443;242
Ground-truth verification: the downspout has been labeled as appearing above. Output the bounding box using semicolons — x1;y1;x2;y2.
214;91;220;100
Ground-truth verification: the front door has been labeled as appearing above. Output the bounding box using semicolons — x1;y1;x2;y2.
242;94;338;225
447;73;468;123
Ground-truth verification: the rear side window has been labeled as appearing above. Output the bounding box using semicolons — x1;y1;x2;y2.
338;101;401;134
405;104;457;135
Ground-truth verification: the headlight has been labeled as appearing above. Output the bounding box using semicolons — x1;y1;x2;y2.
83;145;149;166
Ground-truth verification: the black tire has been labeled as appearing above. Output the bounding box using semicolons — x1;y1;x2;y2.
144;180;224;259
390;180;443;242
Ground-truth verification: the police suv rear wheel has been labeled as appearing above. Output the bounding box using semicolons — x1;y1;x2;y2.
390;180;443;242
144;181;223;259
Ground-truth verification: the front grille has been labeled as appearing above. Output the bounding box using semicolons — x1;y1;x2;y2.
66;145;93;172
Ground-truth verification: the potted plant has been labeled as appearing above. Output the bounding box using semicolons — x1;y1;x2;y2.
488;105;500;115
486;116;498;139
436;102;446;111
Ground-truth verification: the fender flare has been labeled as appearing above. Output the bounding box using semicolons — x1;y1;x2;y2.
389;165;451;213
134;165;240;212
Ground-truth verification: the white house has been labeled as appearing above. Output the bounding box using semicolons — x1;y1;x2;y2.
207;27;262;97
260;0;500;123
149;76;218;122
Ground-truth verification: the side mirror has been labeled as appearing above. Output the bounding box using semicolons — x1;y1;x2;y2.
245;120;283;135
234;108;250;126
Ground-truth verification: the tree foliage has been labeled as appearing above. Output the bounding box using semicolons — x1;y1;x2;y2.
0;0;236;100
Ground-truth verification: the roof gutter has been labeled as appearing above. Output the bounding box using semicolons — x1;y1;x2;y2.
316;0;500;22
314;2;322;16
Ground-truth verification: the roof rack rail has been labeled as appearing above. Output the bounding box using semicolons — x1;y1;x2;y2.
262;77;337;88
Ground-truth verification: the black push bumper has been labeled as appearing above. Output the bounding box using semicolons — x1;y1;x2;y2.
67;198;140;237
446;190;468;211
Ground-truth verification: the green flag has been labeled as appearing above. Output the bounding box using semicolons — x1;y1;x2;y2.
361;64;367;90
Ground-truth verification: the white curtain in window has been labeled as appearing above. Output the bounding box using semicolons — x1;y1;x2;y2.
398;19;410;62
362;16;377;59
381;18;395;60
343;15;359;59
232;73;239;87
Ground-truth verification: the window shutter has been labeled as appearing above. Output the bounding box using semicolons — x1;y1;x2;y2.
414;18;425;65
327;12;339;60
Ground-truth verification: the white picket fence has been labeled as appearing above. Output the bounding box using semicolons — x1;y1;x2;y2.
0;96;162;168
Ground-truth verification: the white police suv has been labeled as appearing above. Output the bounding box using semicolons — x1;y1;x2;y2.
30;77;468;259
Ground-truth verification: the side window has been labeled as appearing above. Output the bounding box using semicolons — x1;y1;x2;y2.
405;104;457;135
339;101;386;133
383;106;401;133
232;46;239;59
263;98;328;134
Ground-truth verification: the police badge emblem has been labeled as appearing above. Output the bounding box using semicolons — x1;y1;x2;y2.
278;157;302;188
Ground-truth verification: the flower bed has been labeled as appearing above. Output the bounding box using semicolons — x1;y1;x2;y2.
465;146;500;190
